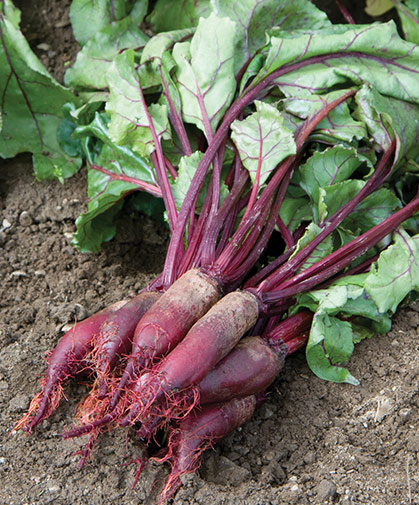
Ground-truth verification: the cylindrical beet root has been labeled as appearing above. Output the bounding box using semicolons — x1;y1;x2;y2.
137;336;281;440
13;300;126;433
197;336;284;404
92;291;161;399
121;290;260;425
109;269;221;409
157;396;257;504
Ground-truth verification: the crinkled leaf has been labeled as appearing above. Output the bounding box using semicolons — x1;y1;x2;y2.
65;17;149;90
291;223;334;272
172;13;236;137
148;0;211;32
0;14;81;181
106;51;171;156
355;85;419;166
299;146;367;216
72;111;160;253
139;28;194;89
69;0;147;46
296;277;390;385
231;101;296;188
73;196;125;253
283;91;367;143
318;180;401;233
256;23;419;103
212;0;330;75
365;229;419;313
73;112;157;185
330;187;400;233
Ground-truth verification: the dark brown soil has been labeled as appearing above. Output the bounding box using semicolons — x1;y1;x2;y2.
1;2;418;505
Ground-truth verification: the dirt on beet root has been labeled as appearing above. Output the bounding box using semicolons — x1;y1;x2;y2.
1;1;418;504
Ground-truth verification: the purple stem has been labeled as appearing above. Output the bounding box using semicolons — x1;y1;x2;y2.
138;85;178;231
259;140;396;292
161;44;414;286
213;90;356;277
260;193;419;304
90;164;162;198
160;68;193;157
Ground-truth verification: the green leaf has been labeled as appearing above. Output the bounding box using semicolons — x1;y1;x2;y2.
365;230;419;313
171;151;229;211
57;118;83;158
73;112;157;186
148;0;211;32
0;13;81;180
105;51;171;156
327;187;401;233
171;151;204;211
69;0;147;46
65;16;149;90
365;0;394;16
295;277;391;385
355;85;419;166
73;197;125;253
318;180;401;232
0;0;21;28
283;91;367;143
291;223;334;272
255;23;419;103
299;146;367;217
279;196;312;232
306;313;358;384
127;191;166;223
139;28;194;89
396;0;419;45
212;0;330;74
172;13;236;137
231;101;296;188
71;111;161;252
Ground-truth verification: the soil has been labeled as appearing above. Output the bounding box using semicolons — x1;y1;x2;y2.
1;2;418;505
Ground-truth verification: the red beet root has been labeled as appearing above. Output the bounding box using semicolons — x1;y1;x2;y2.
157;396;257;504
121;290;259;426
109;269;221;410
92;291;161;399
13;300;126;433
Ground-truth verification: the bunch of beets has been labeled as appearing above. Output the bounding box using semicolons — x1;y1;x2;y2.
11;1;419;503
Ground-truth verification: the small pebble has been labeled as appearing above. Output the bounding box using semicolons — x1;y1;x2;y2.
46;480;61;494
19;211;32;227
10;270;28;278
316;479;337;501
2;218;11;229
37;43;51;51
9;394;29;412
398;408;411;423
